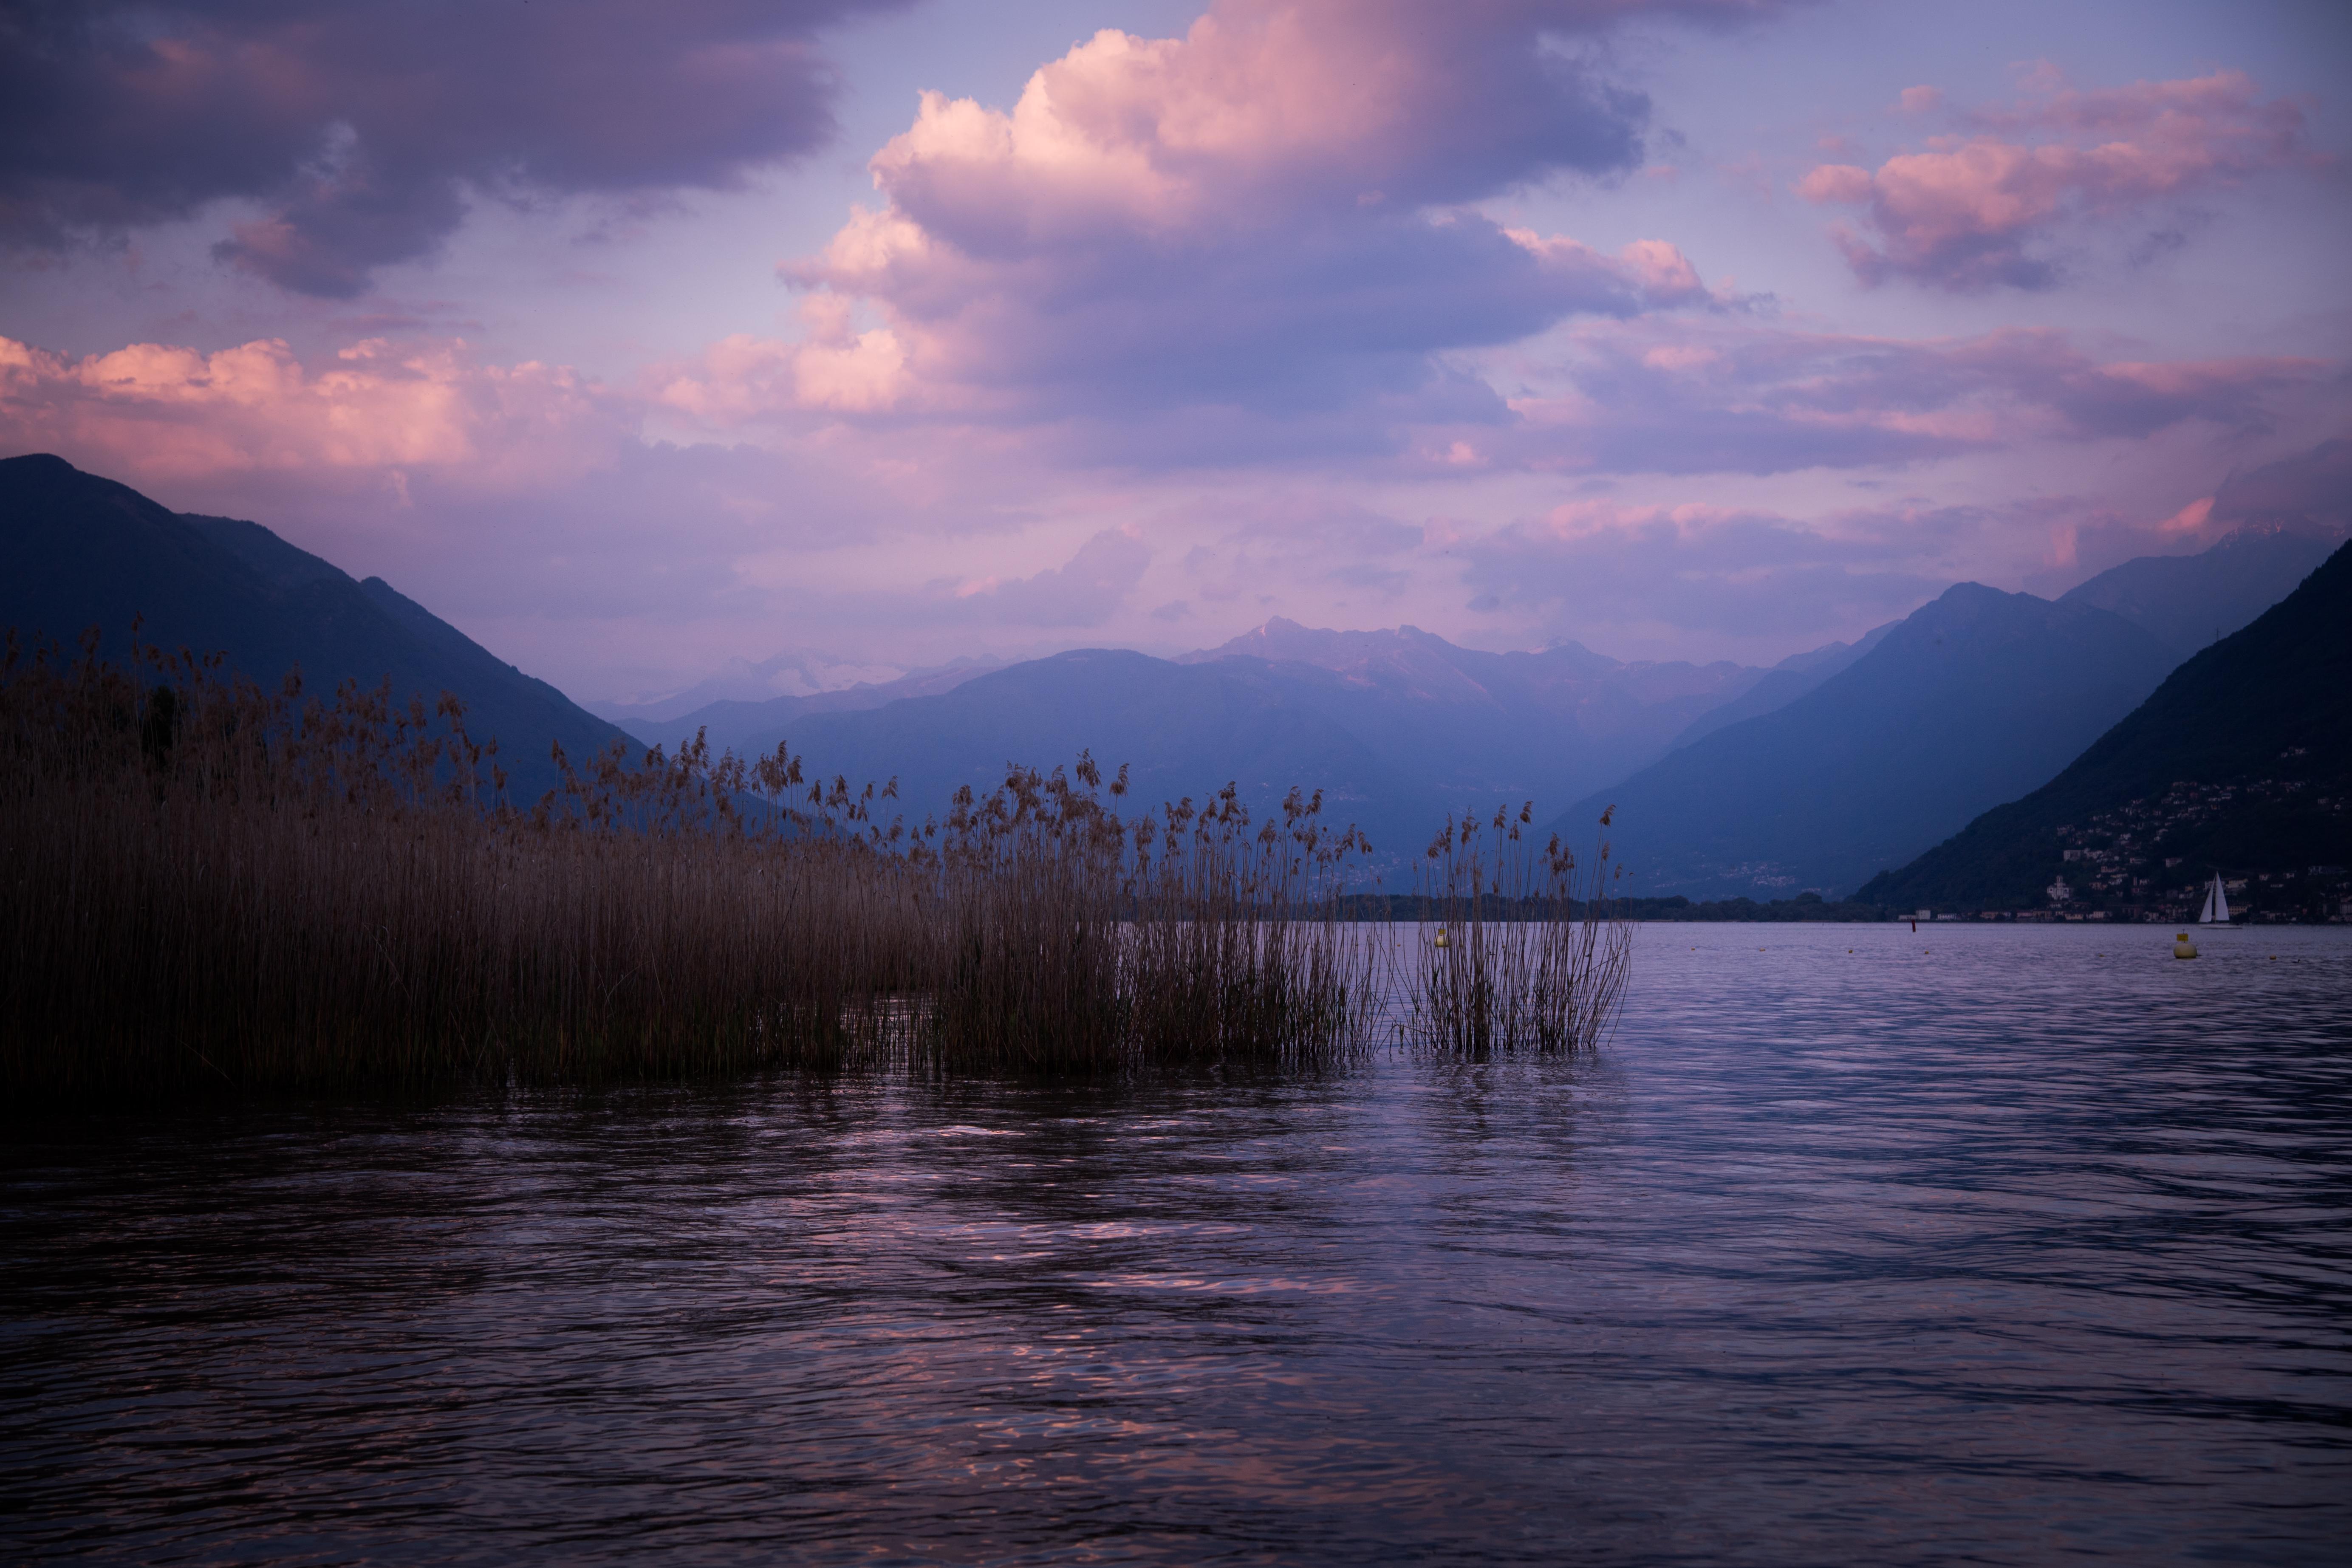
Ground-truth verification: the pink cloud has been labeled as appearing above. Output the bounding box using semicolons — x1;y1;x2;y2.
0;333;627;489
657;297;913;421
1799;68;2317;290
1479;318;2323;476
734;0;1744;452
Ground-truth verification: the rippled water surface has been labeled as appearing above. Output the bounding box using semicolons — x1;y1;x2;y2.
6;925;2351;1565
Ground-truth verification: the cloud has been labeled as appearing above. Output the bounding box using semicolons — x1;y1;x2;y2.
0;333;628;486
725;1;1764;450
2208;437;2352;535
944;525;1153;627
1444;498;1957;642
657;297;912;421
0;0;912;296
1798;67;2317;290
1486;319;2323;475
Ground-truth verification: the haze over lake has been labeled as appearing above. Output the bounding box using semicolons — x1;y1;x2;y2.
9;927;2347;1565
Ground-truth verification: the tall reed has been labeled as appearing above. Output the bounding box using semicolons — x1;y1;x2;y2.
0;633;922;1095
1;633;1626;1098
1396;801;1633;1055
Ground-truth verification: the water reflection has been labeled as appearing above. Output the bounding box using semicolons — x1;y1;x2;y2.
5;926;2349;1565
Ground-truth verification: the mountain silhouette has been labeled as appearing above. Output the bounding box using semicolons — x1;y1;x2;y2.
0;453;623;796
768;648;1431;854
1859;540;2352;912
1542;584;2180;898
629;618;1809;841
1661;620;1898;754
1171;618;1783;814
2057;525;2340;660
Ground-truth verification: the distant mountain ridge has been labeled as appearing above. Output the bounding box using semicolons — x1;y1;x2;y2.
1172;617;1783;810
607;658;1015;745
2056;525;2340;659
606;525;2326;886
1859;540;2352;913
594;652;1009;728
769;648;1433;855
624;616;1822;832
1544;583;2180;898
1662;620;1897;753
0;453;624;796
12;452;2330;895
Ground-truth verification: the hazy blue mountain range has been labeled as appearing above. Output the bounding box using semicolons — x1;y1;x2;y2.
2056;525;2340;659
1544;584;2182;899
1172;618;1792;810
623;619;1878;850
9;455;2331;896
763;649;1433;854
1860;540;2352;913
593;651;1009;729
0;454;623;797
1662;621;1898;754
617;616;1834;817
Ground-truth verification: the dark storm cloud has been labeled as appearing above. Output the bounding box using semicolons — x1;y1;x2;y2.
0;0;911;295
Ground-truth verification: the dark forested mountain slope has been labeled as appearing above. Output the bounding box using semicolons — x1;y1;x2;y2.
0;453;623;795
1860;540;2352;915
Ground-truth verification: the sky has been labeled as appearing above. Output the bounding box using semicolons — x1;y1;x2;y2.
4;0;2348;704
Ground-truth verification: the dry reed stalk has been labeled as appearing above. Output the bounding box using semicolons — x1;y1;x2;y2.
1;632;930;1095
2;631;1628;1098
920;759;1380;1074
1395;801;1633;1055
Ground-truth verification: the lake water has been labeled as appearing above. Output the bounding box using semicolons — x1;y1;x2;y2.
5;924;2349;1565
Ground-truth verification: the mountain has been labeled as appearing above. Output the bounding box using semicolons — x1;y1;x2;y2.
602;658;1006;752
1662;620;1897;753
2057;525;2341;659
1858;540;2352;916
1172;618;1780;811
1543;584;2180;899
0;453;624;795
769;648;1434;855
647;619;1798;838
594;651;1007;730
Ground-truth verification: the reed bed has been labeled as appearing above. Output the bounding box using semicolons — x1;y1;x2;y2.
1;634;1627;1099
1397;802;1634;1057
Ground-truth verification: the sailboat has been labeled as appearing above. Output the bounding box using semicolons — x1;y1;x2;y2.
2198;873;2232;925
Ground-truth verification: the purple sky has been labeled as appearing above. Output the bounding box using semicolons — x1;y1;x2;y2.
4;0;2347;703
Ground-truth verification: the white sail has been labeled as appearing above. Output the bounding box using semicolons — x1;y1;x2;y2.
2199;874;2230;924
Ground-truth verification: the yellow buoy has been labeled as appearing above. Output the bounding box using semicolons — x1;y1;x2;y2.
1434;930;1451;949
2173;932;2198;960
